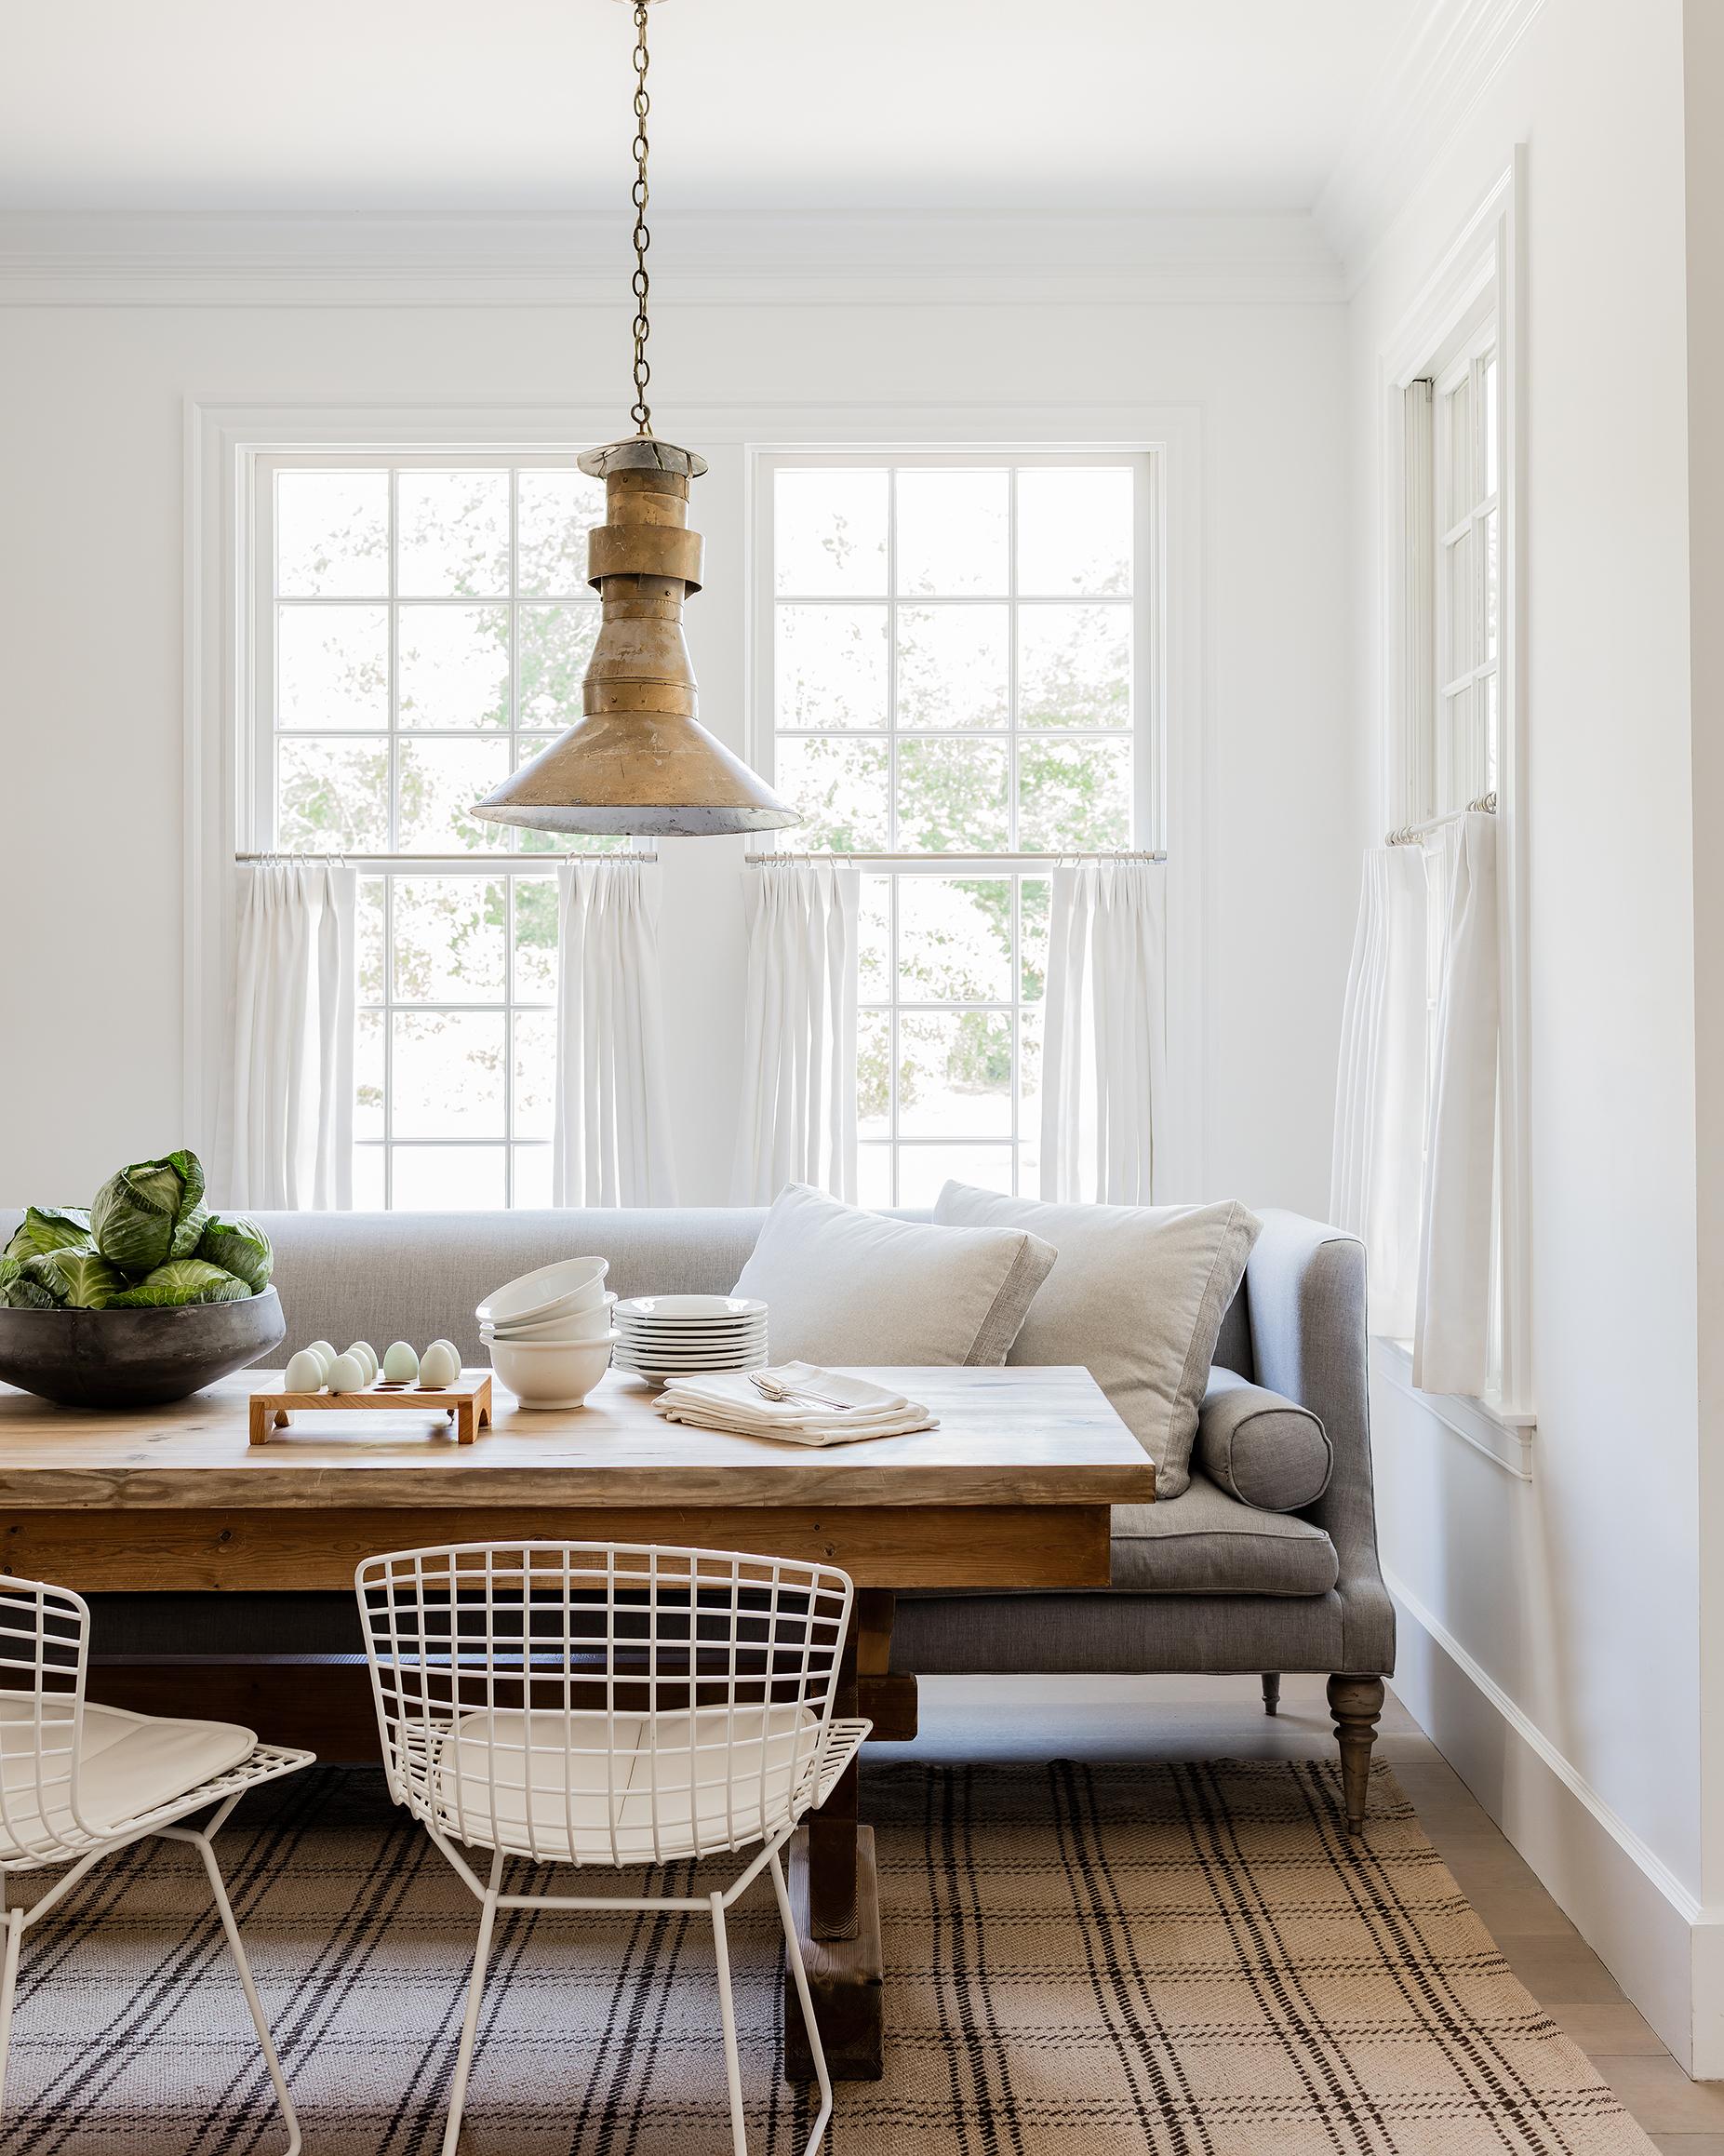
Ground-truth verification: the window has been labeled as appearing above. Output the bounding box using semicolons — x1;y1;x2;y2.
251;456;623;1209
758;452;1154;1203
1433;324;1500;812
1383;158;1531;1431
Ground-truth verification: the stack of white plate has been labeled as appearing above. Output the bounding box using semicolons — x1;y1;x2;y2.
612;1294;768;1382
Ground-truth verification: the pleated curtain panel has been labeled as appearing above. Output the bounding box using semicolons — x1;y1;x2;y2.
230;860;356;1210
733;858;860;1204
554;856;679;1207
1330;810;1502;1396
1039;857;1168;1205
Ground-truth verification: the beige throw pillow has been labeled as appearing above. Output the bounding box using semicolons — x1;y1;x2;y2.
733;1184;1056;1367
932;1183;1262;1496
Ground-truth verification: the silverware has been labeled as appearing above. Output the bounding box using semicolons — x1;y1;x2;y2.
748;1372;857;1412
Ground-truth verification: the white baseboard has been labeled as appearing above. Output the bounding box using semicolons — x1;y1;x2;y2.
1388;1570;1719;2073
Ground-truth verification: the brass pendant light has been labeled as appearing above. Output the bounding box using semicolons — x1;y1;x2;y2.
474;0;797;837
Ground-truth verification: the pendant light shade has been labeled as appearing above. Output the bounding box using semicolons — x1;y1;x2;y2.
472;2;798;841
474;439;797;837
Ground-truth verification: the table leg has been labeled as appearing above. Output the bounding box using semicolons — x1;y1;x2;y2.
785;1587;890;2082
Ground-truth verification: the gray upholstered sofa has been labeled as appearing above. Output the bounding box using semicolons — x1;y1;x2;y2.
73;1204;1395;1825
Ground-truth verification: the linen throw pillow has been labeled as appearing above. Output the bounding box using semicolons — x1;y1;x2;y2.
1195;1367;1333;1513
933;1183;1262;1497
732;1184;1056;1367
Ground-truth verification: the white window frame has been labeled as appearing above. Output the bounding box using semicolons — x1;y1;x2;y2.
187;403;1204;1206
750;447;1169;1205
247;448;630;1211
1377;152;1534;1450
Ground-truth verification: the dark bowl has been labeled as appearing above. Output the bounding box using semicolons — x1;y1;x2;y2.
0;1288;286;1408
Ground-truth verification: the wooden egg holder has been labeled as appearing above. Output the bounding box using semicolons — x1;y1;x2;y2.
248;1372;493;1447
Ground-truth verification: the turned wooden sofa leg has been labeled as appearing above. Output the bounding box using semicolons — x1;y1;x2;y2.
1327;1674;1384;1833
1261;1673;1281;1716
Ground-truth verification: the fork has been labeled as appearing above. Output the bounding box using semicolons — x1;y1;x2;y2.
748;1372;857;1412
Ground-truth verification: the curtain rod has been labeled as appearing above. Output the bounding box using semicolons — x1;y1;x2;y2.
743;848;1168;866
234;851;659;864
1384;793;1497;847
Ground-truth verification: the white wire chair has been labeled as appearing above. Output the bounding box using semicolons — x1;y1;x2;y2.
355;1539;871;2156
0;1571;311;2149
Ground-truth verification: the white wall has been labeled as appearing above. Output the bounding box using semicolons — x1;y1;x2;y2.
0;283;1354;1215
1346;0;1713;2066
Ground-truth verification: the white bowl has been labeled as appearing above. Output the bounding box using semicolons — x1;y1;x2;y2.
488;1331;618;1411
486;1293;618;1344
477;1257;609;1330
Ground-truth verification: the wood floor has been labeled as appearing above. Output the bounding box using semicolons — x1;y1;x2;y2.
868;1672;1723;2149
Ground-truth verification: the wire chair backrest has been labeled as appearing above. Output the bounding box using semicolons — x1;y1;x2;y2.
354;1541;855;1868
0;1572;93;1866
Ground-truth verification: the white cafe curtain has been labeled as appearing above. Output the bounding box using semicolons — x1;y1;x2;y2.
1412;810;1501;1396
1040;856;1167;1205
733;858;860;1204
1331;811;1501;1393
1330;845;1429;1338
231;859;356;1210
554;856;679;1207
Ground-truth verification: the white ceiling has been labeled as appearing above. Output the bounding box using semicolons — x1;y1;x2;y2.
1;0;1423;219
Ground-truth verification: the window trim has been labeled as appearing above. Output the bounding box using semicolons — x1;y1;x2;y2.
1378;150;1533;1431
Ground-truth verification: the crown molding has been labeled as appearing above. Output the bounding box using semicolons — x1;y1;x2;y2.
0;210;1344;308
1316;0;1545;283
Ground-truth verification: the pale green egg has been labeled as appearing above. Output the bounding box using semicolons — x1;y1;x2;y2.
344;1341;379;1384
304;1341;337;1380
419;1340;461;1389
283;1349;327;1392
381;1340;420;1385
327;1352;368;1395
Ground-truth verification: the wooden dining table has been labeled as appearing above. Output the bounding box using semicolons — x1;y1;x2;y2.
0;1361;1153;2078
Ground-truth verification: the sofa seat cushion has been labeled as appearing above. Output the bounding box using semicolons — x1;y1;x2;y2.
1111;1473;1337;1597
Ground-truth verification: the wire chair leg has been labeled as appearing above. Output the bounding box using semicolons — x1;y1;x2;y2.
443;1850;504;2156
186;1829;301;2155
0;1903;23;2125
710;1890;749;2156
768;1845;833;2156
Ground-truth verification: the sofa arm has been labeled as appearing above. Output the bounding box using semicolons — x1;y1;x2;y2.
1243;1210;1394;1675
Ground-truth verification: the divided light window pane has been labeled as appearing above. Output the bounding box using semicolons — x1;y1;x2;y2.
771;457;1140;1202
1432;341;1501;810
268;459;614;1209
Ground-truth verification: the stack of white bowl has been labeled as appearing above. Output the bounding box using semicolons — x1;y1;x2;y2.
612;1294;768;1383
477;1257;618;1409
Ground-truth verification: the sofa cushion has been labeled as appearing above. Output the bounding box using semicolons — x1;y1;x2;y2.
934;1184;1262;1497
1110;1473;1338;1596
732;1184;1057;1366
1195;1368;1333;1513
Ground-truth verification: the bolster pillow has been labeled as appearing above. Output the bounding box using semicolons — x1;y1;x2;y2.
1194;1367;1332;1513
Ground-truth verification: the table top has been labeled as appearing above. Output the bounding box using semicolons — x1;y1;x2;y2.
0;1365;1155;1512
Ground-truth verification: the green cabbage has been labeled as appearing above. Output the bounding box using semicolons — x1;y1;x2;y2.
1;1252;71;1307
4;1207;93;1262
37;1248;127;1309
108;1259;249;1307
91;1151;208;1275
195;1214;273;1294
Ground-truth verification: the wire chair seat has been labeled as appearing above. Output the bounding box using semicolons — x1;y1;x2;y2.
0;1694;303;1869
405;1704;870;1868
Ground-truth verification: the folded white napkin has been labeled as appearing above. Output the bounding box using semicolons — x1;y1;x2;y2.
652;1362;938;1448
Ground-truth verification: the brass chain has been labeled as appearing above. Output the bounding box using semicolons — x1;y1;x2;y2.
628;0;652;435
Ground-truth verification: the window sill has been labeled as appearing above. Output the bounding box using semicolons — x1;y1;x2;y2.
1370;1335;1536;1481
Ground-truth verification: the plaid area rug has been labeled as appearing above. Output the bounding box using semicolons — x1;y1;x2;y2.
0;1761;1652;2155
